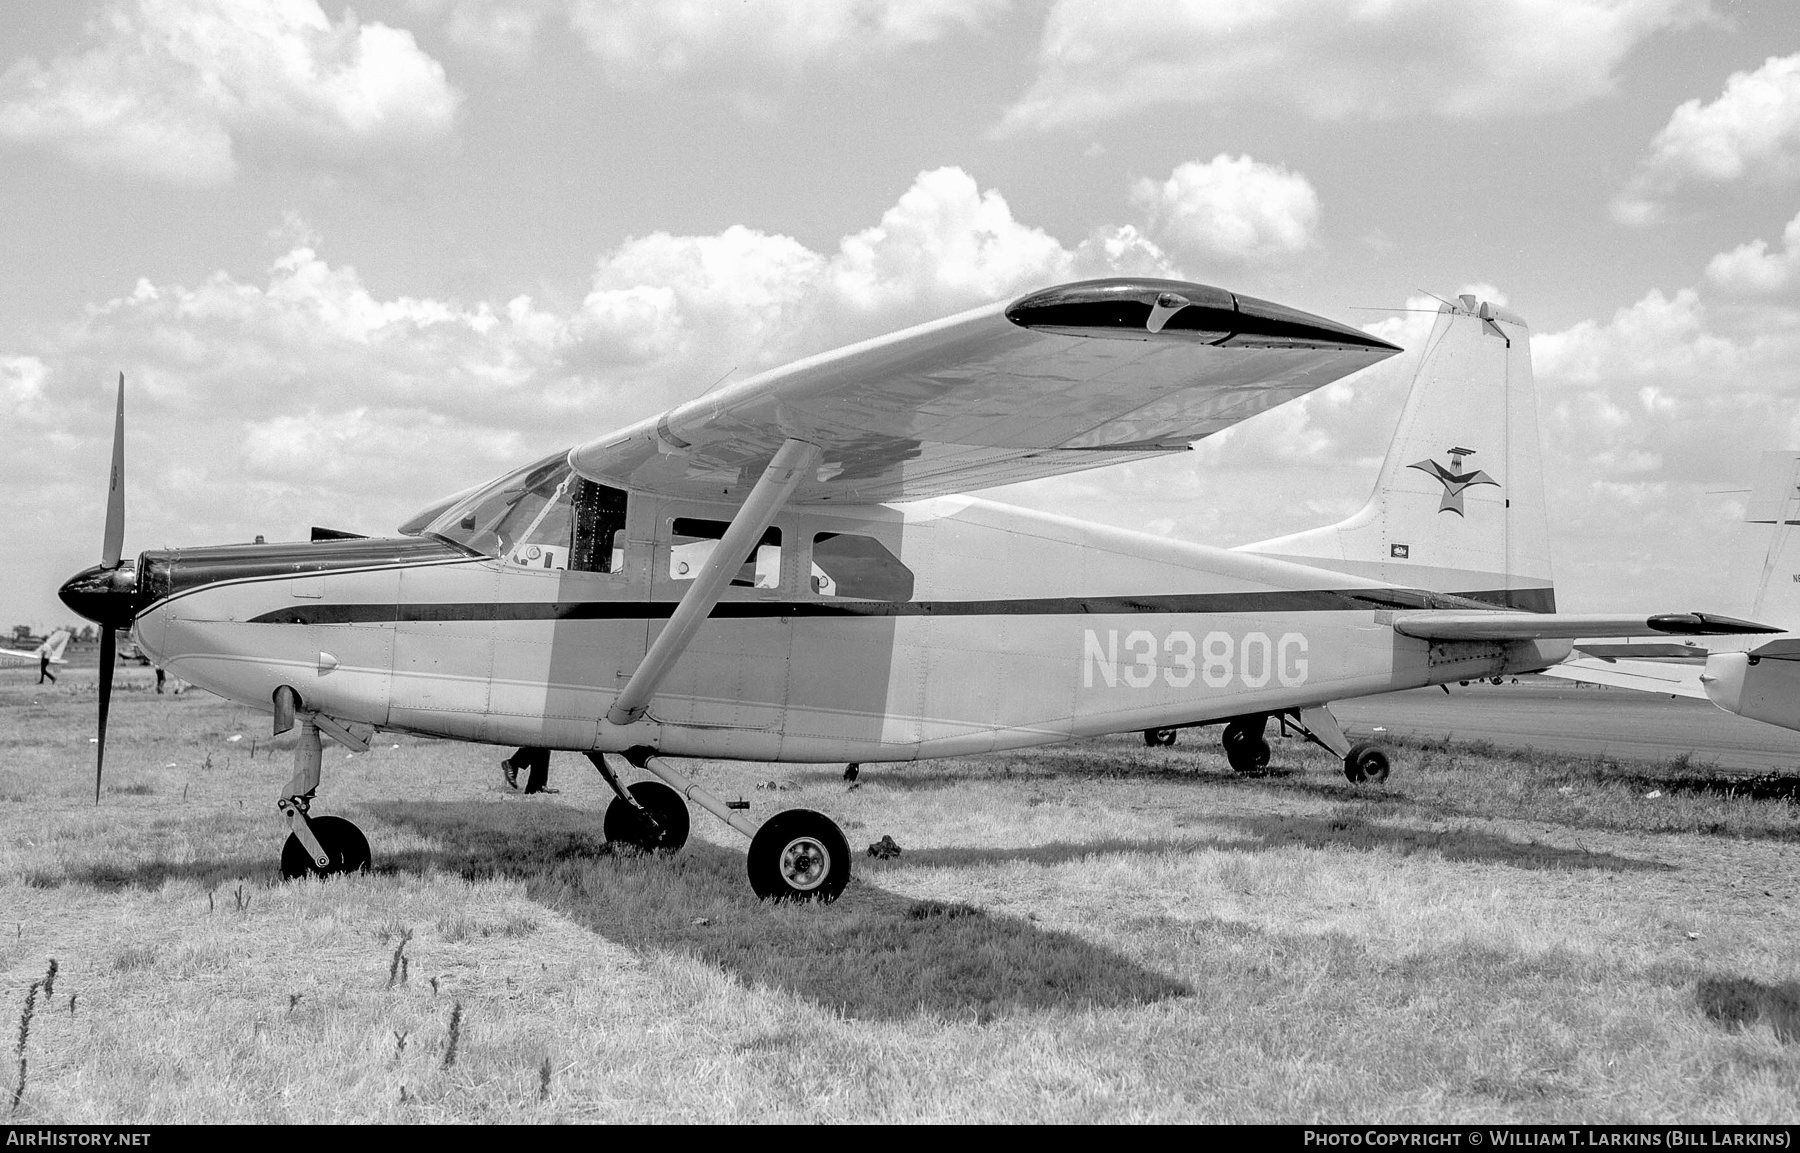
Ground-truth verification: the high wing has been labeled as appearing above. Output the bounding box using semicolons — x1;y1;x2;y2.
568;278;1398;505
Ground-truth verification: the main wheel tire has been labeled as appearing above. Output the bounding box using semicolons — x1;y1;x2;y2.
280;814;372;880
1222;717;1270;774
1143;728;1177;748
603;780;691;852
1343;742;1392;785
746;809;851;902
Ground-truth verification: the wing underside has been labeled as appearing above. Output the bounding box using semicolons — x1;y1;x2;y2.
568;278;1398;505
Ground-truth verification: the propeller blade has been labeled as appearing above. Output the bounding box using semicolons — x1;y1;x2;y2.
102;373;125;568
95;627;115;803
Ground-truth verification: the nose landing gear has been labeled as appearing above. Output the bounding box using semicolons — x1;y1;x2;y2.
275;707;371;880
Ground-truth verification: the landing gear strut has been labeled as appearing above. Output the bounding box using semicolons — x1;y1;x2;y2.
1221;715;1270;773
274;702;370;880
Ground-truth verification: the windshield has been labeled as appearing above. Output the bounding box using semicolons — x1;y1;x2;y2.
423;451;630;572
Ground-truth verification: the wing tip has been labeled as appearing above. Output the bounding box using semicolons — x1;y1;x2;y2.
1006;278;1399;353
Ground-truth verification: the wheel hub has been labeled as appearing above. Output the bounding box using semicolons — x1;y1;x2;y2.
779;836;829;891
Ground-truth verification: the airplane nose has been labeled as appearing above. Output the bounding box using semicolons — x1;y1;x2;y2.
59;562;140;628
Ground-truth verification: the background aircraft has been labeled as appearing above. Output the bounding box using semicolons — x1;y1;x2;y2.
1548;450;1800;731
0;628;71;669
57;278;1769;901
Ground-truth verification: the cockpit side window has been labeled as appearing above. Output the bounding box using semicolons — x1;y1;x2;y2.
424;450;628;574
571;479;627;573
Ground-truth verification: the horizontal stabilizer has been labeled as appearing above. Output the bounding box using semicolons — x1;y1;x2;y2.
1543;658;1708;699
1749;636;1800;661
1392;612;1778;642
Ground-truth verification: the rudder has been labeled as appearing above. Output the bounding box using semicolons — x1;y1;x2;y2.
1237;295;1553;611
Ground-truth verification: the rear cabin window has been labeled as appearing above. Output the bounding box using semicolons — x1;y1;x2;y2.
668;518;781;588
811;532;914;601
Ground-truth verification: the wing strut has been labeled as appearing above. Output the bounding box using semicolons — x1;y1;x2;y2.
606;438;822;727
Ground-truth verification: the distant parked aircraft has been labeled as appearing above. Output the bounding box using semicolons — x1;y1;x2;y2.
0;629;71;668
58;284;1769;900
1548;451;1800;730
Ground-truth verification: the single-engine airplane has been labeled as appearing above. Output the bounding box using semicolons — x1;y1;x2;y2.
1548;450;1800;731
58;279;1773;901
0;628;71;669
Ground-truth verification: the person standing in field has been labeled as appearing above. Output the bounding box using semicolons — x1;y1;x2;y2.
501;747;555;794
37;650;54;684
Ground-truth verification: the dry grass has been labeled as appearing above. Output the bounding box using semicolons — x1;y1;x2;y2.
2;663;1799;1122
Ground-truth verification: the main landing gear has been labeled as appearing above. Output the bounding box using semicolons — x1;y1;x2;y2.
1206;706;1394;786
588;747;852;902
1341;742;1391;784
1221;715;1271;773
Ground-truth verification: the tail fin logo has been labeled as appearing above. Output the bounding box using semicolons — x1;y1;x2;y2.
1407;446;1499;517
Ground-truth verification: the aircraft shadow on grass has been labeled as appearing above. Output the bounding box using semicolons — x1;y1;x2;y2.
892;815;1663;875
365;800;1192;1023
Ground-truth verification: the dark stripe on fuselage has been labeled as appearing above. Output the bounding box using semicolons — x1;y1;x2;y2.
247;585;1546;626
139;535;473;611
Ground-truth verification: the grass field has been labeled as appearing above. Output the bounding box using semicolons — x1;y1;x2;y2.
3;663;1799;1123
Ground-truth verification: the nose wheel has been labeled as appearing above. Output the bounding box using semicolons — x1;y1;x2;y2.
280;814;371;880
747;809;851;902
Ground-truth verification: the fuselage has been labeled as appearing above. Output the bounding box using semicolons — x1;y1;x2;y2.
121;491;1568;763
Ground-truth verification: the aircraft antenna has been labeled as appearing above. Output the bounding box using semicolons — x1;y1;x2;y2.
695;366;738;400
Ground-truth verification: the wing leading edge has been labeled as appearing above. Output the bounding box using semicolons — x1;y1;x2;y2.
569;278;1398;505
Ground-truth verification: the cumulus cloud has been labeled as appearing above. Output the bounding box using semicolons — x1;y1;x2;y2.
433;0;556;62
997;0;1710;134
1614;54;1800;225
10;166;1186;607
991;275;1800;616
568;0;1007;85
1706;210;1800;294
1524;287;1800;608
1130;156;1320;266
0;0;460;186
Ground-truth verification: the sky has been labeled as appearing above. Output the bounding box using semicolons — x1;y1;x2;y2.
5;0;1800;629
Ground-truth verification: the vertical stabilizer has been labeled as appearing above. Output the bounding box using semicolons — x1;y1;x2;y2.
1237;296;1553;611
38;630;71;662
1722;451;1800;627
